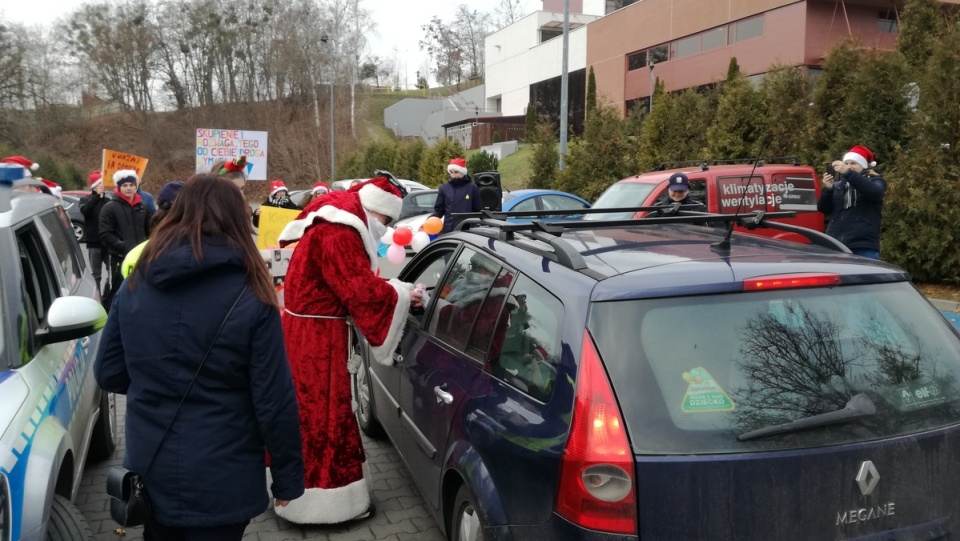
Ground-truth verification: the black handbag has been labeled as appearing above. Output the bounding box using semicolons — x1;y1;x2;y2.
106;287;247;527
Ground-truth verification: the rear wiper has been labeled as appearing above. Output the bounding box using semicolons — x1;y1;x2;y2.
738;393;876;442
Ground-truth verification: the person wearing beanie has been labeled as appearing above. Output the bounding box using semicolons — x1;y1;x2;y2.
80;170;109;294
273;177;423;524
120;180;185;279
99;169;150;309
253;179;299;228
429;157;482;235
817;145;886;259
295;181;331;209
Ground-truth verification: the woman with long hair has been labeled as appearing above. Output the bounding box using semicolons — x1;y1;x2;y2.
95;174;304;539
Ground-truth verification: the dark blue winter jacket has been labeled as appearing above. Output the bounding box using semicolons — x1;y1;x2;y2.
817;169;886;252
431;175;483;234
95;236;304;527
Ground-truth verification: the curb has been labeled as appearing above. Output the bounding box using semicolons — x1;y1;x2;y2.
929;297;960;312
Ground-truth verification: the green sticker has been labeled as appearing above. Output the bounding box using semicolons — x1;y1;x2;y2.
681;367;735;413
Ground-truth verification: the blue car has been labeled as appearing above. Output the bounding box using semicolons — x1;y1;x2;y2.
352;208;960;540
501;189;590;221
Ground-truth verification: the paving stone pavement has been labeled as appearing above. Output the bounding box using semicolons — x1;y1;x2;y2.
78;395;446;541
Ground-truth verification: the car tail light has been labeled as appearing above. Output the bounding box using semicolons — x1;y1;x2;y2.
556;330;637;535
743;273;840;291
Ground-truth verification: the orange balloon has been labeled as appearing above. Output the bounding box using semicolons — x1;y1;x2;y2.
423;216;443;235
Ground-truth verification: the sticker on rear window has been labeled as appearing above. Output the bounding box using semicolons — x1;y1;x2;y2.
895;382;945;409
681;368;735;413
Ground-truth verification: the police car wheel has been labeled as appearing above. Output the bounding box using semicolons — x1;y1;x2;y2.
87;391;116;462
46;494;94;541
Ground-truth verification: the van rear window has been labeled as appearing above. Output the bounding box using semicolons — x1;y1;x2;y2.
588;282;960;454
716;173;817;214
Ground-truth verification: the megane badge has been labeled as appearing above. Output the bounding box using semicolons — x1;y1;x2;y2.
855;461;880;496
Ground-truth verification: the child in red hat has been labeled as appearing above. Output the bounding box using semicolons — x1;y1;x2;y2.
253;179;300;228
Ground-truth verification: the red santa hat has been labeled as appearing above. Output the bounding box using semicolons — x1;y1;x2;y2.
89;170;103;188
312;181;329;195
40;178;62;198
353;177;402;222
269;179;288;196
447;157;468;176
2;155;39;177
843;145;876;170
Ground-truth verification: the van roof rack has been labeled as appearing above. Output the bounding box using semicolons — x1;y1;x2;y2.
452;205;849;273
654;156;802;171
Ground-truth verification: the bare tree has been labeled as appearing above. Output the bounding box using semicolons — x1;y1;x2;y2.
494;0;526;29
420;15;463;88
453;5;491;81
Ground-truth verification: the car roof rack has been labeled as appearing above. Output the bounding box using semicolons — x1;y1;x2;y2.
453;204;850;273
654;156;803;171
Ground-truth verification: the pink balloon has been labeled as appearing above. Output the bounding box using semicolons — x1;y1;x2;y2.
386;243;406;264
393;227;413;246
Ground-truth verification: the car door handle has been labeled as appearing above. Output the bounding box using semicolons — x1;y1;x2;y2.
434;386;453;405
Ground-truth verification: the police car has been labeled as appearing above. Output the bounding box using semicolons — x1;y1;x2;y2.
0;165;112;539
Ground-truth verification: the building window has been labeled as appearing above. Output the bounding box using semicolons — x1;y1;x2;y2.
701;26;727;51
734;15;764;42
649;45;669;65
671;35;700;59
540;29;562;43
628;51;648;71
878;13;899;33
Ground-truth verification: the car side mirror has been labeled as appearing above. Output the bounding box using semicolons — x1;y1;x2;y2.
35;296;108;345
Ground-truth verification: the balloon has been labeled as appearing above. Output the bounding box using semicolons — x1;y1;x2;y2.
393;226;413;246
410;231;431;252
422;216;443;235
386;243;406;264
380;226;396;244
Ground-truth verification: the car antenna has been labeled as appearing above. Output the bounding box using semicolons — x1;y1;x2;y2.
711;133;770;252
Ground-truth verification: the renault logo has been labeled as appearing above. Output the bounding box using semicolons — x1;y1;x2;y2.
855;461;880;496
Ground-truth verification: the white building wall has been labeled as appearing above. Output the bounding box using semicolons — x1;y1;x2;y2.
484;11;598;116
582;0;608;16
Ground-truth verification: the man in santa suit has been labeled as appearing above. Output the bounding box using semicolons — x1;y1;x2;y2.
275;177;422;524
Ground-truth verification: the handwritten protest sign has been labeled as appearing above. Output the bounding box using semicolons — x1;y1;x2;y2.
102;149;149;188
195;129;268;180
256;206;301;250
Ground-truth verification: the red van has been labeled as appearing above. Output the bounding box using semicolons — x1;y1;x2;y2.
588;162;824;244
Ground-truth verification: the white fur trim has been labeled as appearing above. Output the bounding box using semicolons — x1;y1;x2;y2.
271;473;371;524
113;169;139;185
278;204;378;270
358;183;402;222
30;163;39;171
91;178;103;189
447;163;468;176
370;279;412;365
843;152;868;170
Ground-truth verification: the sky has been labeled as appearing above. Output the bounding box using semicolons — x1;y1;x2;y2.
1;0;540;89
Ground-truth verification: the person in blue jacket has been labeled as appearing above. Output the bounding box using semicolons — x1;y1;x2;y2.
430;157;482;234
95;174;304;538
817;144;886;259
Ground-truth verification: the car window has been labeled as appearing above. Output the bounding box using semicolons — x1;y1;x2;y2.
404;246;458;325
465;267;516;361
414;193;437;211
541;195;589;211
586;182;659;220
492;274;562;401
428;249;501;350
17;226;59;348
510;197;538;212
39;210;82;292
589;282;960;454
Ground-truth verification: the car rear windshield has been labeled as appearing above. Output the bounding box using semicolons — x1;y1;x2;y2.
588;282;960;454
585;182;658;220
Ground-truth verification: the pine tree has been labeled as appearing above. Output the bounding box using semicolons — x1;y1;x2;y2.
705;57;765;160
760;65;810;159
529;121;558;189
418;139;465;184
897;0;946;72
524;102;538;142
556;103;636;201
586;66;597;117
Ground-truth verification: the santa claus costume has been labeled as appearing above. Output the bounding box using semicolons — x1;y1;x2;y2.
275;177;413;524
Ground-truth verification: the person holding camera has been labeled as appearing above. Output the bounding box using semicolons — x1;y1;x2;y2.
817;145;886;259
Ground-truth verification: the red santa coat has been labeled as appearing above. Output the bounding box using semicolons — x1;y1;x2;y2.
274;191;411;523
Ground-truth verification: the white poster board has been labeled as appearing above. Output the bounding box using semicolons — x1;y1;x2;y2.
195;129;269;180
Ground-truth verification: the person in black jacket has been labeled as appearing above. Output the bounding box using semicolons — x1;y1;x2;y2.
817;144;886;259
79;170;109;294
94;174;304;538
99;170;150;309
253;179;299;228
429;157;482;234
